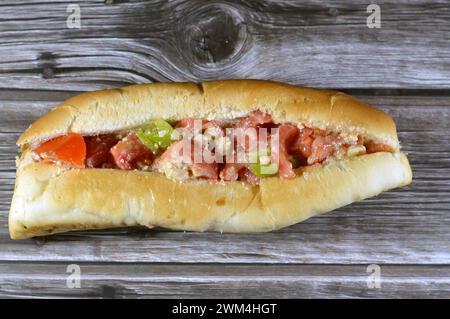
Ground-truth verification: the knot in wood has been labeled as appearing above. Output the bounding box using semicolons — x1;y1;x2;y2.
38;52;57;79
177;2;250;71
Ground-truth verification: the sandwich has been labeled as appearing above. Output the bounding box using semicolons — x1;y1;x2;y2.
8;80;412;239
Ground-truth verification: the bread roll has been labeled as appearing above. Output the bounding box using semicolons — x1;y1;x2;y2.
9;80;412;239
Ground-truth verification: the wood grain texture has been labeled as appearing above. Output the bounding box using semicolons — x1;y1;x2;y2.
1;263;449;298
0;1;449;90
0;0;449;298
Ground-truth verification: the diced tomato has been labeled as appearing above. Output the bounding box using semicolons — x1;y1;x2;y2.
220;163;244;181
151;141;183;173
153;140;219;180
191;163;219;180
85;135;119;168
313;128;327;137
275;125;298;179
278;125;299;145
302;127;314;136
110;133;153;170
235;110;273;129
154;138;194;164
177;118;222;132
34;133;86;168
357;135;364;145
239;168;260;186
222;122;298;182
202;120;223;137
365;141;392;154
155;140;185;163
176;118;197;131
176;118;224;149
308;136;334;164
277;150;296;179
229;111;273;157
233;127;259;154
307;135;345;165
289;127;314;158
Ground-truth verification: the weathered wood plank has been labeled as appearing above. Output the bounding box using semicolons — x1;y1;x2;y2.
1;0;449;299
0;1;449;90
0;263;449;298
1;217;449;264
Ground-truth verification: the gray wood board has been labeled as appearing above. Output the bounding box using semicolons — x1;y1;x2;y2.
1;263;449;298
0;1;449;90
1;0;449;298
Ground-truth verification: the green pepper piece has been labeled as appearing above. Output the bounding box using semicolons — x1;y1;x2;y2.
136;119;178;154
248;150;278;177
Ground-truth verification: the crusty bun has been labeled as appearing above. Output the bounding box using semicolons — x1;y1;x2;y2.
18;80;399;150
9;80;412;239
9;152;411;239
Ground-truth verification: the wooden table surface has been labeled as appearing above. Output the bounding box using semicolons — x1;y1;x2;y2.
1;0;449;298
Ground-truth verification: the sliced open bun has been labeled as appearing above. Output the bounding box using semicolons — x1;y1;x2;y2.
9;80;412;239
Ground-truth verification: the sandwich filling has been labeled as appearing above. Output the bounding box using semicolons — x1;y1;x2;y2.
30;110;391;185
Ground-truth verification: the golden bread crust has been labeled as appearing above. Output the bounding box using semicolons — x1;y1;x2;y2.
9;152;412;239
17;80;399;149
